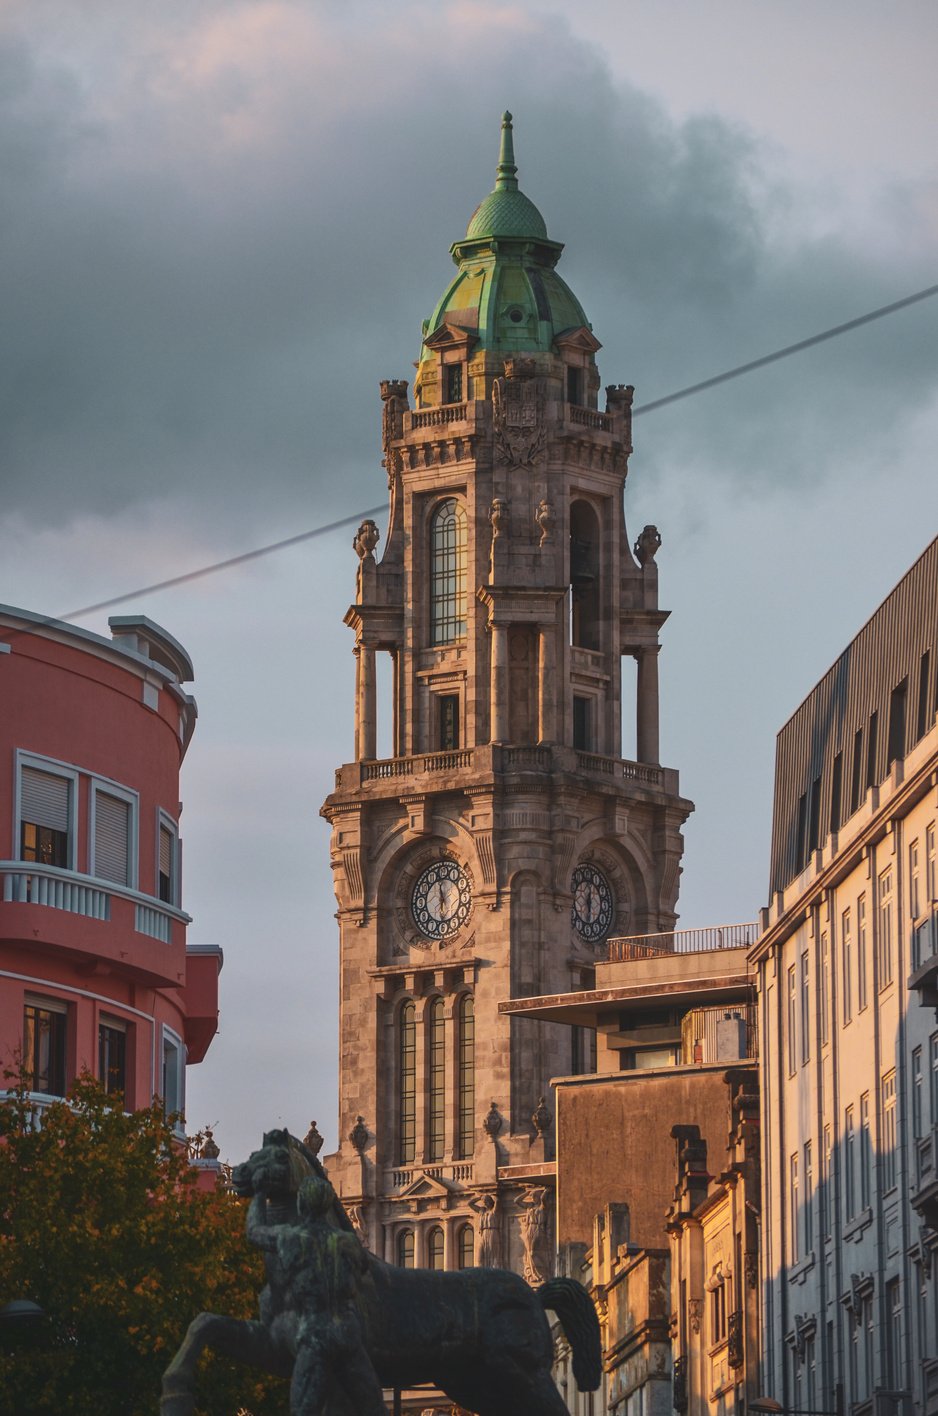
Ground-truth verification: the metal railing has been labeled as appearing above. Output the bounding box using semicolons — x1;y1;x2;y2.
608;921;760;961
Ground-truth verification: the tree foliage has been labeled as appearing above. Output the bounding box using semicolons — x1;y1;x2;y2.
0;1072;286;1415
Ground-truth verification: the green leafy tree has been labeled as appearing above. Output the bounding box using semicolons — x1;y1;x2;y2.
0;1071;286;1415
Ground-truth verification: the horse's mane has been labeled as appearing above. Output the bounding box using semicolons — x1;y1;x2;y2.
263;1128;355;1235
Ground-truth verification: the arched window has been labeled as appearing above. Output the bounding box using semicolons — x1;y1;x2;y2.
397;1229;414;1268
457;1223;474;1270
430;499;467;645
456;994;475;1160
427;997;445;1162
399;1001;416;1164
427;1225;445;1271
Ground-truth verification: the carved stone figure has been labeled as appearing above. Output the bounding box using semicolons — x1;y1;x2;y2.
531;1095;551;1137
489;498;507;540
518;1186;551;1286
535;500;554;546
468;1192;503;1269
162;1129;601;1416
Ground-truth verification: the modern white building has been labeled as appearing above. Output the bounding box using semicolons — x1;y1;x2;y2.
754;536;938;1413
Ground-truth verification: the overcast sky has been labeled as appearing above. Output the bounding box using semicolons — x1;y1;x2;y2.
2;0;936;1162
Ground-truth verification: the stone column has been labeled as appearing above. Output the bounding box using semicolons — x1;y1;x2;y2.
636;646;660;765
537;625;556;743
359;644;377;760
491;623;509;742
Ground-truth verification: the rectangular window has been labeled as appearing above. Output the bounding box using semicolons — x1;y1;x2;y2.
842;907;853;1024
866;710;879;789
844;1106;856;1221
795;793;807;872
878;868;894;987
927;823;937;915
438;694;460;751
862;1295;874;1399
573;695;592;752
158;818;178;905
829;752;843;833
24;999;67;1095
787;965;798;1075
808;774;822;854
803;1140;814;1254
820;933;829;1046
710;1281;726;1344
850;727;864;814
19;763;72;869
445;362;463;404
931;1034;938;1127
857;894;868;1010
913;1047;923;1139
882;1070;897;1191
92;788;134;887
821;1125;832;1241
911;837;922;920
800;951;811;1065
887;677;907;767
161;1028;185;1129
917;649;931;742
859;1092;871;1209
886;1278;901;1387
566;366;582;405
98;1018;127;1097
789;1152;800;1263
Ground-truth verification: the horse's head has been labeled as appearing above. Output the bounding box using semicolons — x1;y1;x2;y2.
231;1128;314;1199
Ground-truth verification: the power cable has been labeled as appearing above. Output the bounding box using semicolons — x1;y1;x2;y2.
17;278;936;626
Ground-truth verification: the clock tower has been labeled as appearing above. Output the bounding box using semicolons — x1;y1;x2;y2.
321;114;692;1287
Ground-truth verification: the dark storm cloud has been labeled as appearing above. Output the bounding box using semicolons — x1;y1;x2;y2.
0;1;933;536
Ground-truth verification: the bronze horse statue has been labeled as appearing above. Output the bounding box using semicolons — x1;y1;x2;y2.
161;1128;601;1415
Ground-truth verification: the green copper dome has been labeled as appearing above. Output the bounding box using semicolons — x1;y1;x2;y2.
418;113;592;381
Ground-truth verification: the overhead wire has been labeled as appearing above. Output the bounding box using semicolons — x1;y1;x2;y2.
19;278;936;626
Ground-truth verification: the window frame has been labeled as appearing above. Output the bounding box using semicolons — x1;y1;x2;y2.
15;750;80;873
98;1015;128;1098
23;994;68;1097
157;810;180;907
429;498;468;647
161;1025;186;1133
89;778;139;889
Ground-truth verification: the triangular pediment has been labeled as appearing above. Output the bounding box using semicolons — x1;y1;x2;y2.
554;325;602;353
423;322;478;353
397;1172;453;1202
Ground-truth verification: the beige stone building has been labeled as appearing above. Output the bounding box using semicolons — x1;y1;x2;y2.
319;113;692;1403
754;534;938;1413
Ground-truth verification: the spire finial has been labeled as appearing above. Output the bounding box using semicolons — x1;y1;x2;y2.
495;111;518;192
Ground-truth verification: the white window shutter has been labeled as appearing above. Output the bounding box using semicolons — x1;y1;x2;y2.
21;767;69;832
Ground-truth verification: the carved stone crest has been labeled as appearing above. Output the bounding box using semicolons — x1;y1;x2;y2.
492;363;545;469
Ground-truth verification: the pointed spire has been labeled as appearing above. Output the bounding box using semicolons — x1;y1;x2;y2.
494;111;518;192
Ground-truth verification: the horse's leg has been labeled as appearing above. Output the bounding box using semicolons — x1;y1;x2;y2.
161;1313;291;1416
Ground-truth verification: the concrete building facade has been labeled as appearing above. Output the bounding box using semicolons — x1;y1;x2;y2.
320;113;692;1337
0;606;220;1128
755;534;938;1414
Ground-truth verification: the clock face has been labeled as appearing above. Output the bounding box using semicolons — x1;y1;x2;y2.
571;864;614;944
411;860;473;941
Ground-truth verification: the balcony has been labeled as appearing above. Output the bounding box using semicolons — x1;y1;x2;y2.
608;922;760;962
335;743;677;795
0;861;189;987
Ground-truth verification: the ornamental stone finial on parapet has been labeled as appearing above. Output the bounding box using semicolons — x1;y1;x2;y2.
634;524;661;566
353;520;380;562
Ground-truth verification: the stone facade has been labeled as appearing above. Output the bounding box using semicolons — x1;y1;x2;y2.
319;117;692;1357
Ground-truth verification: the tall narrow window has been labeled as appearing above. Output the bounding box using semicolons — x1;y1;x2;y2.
886;1278;902;1387
804;1140;814;1254
829;752;843;833
427;1225;445;1271
882;1070;897;1191
569;500;600;650
866;710;879;789
800;951;811;1065
911;838;922;920
98;1019;127;1097
427;998;445;1162
859;1092;871;1209
93;790;132;886
931;1034;938;1127
457;1223;474;1269
928;824;937;916
161;1027;185;1127
821;1125;833;1241
397;1230;414;1268
399;1001;416;1165
445;363;463;405
849;728;864;814
159;818;178;905
430;499;467;645
24;999;66;1095
916;650;932;742
20;765;72;869
912;1047;923;1139
787;965;798;1075
820;933;830;1046
456;994;475;1161
808;775;822;854
844;1106;856;1221
857;894;868;1010
842;907;853;1024
795;794;808;872
566;366;582;405
438;695;460;751
887;678;908;767
789;1152;800;1264
878;868;894;987
572;696;591;752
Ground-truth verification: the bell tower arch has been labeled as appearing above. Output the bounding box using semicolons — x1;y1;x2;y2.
321;113;693;1286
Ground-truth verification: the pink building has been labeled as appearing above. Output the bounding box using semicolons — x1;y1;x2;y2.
0;606;220;1129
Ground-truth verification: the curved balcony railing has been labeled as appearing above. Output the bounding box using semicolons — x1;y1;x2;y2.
0;861;189;943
